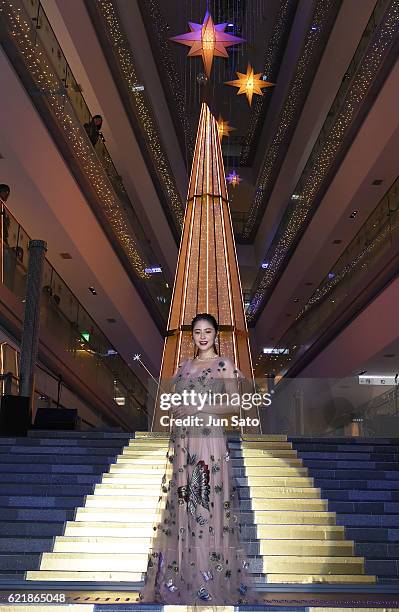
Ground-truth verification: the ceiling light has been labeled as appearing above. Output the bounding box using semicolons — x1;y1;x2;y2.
261;261;269;269
291;194;301;200
328;272;335;279
349;210;358;219
89;286;97;295
293;297;299;303
145;266;162;274
372;179;383;185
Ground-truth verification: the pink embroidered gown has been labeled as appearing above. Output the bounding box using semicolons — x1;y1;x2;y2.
138;356;259;606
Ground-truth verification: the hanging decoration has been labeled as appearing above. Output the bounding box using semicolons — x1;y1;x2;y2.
170;11;245;78
217;115;236;141
227;170;242;187
225;64;274;106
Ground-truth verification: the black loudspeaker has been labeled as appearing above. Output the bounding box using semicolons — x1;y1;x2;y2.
0;395;31;436
33;407;78;430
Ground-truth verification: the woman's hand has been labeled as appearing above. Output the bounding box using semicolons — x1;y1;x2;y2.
171;404;199;419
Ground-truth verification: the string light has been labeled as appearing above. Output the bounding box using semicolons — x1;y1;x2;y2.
2;1;151;279
246;0;399;322
92;0;185;228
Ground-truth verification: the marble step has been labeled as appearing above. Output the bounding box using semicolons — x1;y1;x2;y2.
0;454;118;464
27;430;132;439
0;508;74;521
31;551;366;575
0;446;123;455
0;437;130;448
0;473;101;485
0;463;109;474
0;484;94;496
51;535;354;556
316;478;399;490
0;537;53;552
0;521;65;537
65;521;346;539
0;495;84;508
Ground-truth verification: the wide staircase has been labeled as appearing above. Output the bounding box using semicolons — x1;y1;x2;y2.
292;435;399;585
0;431;376;587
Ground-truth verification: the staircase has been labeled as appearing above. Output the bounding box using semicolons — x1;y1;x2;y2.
23;432;374;586
291;436;399;585
0;430;131;580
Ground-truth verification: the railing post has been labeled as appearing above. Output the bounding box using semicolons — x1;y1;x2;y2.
19;240;47;403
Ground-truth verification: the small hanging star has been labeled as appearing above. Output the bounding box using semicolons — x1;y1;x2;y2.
170;11;245;78
227;170;242;187
225;64;274;106
217;115;236;141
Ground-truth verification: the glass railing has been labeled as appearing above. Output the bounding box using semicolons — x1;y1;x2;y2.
258;376;399;438
0;200;149;425
261;175;399;376
5;0;172;321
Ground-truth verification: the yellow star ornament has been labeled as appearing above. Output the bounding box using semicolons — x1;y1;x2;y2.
217;115;236;141
225;65;274;106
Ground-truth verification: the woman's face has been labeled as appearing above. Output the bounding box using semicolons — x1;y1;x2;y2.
192;319;216;352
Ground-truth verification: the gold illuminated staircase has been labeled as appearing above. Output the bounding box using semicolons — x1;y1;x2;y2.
27;433;375;585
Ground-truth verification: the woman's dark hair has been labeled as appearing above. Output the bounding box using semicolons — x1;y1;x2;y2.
191;313;219;356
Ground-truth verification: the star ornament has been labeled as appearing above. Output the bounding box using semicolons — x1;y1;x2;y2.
170;12;245;78
217;115;236;141
225;65;274;106
227;170;242;187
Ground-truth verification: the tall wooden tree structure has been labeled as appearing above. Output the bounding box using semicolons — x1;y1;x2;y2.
151;103;258;432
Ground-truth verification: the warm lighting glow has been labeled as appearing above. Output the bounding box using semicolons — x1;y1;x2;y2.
227;170;242;187
171;11;244;77
225;64;274;106
217;115;236;141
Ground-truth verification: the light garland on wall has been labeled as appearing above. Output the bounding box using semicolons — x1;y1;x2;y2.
93;0;185;229
2;1;150;280
240;0;296;165
242;0;340;239
246;0;399;323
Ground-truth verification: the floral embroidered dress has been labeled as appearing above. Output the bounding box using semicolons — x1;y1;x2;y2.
138;356;258;606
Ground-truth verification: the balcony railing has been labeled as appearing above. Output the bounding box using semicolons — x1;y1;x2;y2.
1;199;148;425
3;0;171;323
262;174;399;376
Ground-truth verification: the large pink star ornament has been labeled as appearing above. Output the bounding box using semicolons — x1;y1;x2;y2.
170;12;245;78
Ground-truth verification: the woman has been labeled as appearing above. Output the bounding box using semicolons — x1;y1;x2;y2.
138;313;258;606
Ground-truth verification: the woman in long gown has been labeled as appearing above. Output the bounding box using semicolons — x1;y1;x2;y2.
137;313;259;607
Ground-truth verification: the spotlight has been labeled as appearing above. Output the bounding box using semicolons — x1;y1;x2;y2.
89;286;97;295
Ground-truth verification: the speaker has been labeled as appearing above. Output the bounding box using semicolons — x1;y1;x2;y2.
33;407;78;430
0;395;31;436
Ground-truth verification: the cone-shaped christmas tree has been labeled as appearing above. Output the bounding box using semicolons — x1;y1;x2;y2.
151;103;258;432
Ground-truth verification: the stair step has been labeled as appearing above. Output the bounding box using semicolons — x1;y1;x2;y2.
0;553;41;571
0;464;109;474
39;552;148;571
319;489;399;501
240;486;321;498
253;511;336;525
356;542;399;558
336;514;399;526
53;536;152;552
63;522;156;537
266;573;375;583
0;437;130;448
26;570;142;581
0;495;84;508
0;473;100;485
27;430;133;439
316;478;399;490
0;454;117;464
310;469;399;479
0;484;93;496
0;508;74;521
330;501;399;513
0;537;54;552
346;527;399;542
0;446;121;455
257;555;365;574
0;522;64;537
